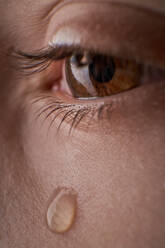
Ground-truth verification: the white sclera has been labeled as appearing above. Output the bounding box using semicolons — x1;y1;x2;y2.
47;188;77;234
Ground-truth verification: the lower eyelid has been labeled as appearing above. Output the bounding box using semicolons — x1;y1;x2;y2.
32;75;165;135
33;92;111;134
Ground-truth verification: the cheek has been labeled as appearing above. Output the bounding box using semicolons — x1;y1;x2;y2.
20;85;165;247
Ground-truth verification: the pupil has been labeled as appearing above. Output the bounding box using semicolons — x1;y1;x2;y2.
89;55;115;83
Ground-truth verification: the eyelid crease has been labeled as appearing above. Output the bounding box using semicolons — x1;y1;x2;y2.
44;0;165;21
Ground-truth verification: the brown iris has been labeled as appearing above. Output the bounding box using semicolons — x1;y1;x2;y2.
65;53;141;98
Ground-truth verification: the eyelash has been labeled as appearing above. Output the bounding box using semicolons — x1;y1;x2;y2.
13;45;96;75
32;94;112;135
12;45;116;134
12;45;164;134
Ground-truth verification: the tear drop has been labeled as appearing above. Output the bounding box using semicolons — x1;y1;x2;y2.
47;188;77;234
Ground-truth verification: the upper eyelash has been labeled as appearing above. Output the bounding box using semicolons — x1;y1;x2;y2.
12;44;165;78
12;44;98;75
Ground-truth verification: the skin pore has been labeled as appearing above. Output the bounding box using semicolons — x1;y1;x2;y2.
0;0;165;247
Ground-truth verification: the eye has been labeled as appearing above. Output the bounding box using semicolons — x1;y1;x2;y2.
65;52;141;98
13;45;165;133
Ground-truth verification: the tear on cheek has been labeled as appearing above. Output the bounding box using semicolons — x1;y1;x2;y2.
47;187;77;234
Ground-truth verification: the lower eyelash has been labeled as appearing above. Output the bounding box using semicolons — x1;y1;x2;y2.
33;95;112;135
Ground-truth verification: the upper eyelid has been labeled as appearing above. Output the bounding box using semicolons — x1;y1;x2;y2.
45;2;165;69
11;3;165;73
10;4;165;73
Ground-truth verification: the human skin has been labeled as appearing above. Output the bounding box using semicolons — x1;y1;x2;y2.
0;0;165;247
